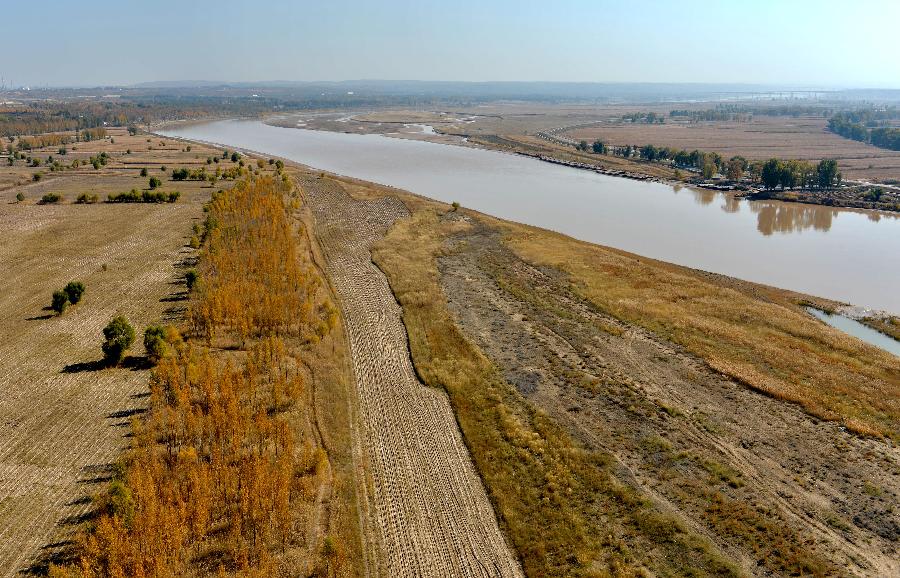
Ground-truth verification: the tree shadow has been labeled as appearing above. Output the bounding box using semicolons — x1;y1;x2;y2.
22;540;78;576
26;306;56;321
61;355;152;374
61;359;107;373
161;292;188;302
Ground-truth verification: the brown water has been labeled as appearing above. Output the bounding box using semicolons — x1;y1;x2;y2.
161;120;900;314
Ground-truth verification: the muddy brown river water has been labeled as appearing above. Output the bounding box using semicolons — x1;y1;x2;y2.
161;119;900;314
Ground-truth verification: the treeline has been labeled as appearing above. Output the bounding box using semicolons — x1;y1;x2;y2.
578;139;729;178
759;158;841;191
577;138;843;188
621;111;665;124
50;176;341;577
669;104;834;122
828;110;900;151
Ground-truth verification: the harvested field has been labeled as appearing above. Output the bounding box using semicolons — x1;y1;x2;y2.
565;116;900;181
300;174;523;577
0;199;200;575
0;131;291;576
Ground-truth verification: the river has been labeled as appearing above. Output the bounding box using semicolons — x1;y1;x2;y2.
160;119;900;315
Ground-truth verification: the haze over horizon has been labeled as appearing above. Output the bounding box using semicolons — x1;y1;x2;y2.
3;0;899;89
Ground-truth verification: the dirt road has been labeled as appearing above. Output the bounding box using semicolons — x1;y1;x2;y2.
302;175;523;577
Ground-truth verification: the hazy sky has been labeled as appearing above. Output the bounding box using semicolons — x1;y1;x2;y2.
4;0;898;88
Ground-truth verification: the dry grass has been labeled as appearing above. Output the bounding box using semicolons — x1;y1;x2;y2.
565;116;900;181
502;222;900;439
861;316;900;342
370;205;741;577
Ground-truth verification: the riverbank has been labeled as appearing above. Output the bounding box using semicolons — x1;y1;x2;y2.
297;168;899;576
160;119;900;315
276;110;900;214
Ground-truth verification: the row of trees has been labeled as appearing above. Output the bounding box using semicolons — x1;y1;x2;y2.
576;138;843;188
577;139;730;178
828;111;900;151
51;176;341;577
760;158;841;191
670;104;834;122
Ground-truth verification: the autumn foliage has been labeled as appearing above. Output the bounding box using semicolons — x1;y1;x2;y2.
51;176;339;577
190;177;318;342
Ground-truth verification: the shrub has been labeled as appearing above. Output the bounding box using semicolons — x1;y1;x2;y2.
51;290;69;315
148;176;162;189
231;152;240;162
76;193;99;204
185;269;198;291
102;316;135;366
140;168;148;177
58;147;67;155
168;191;180;203
40;193;61;204
143;325;183;362
16;192;24;202
33;173;42;182
171;168;189;181
107;189;142;203
64;281;85;305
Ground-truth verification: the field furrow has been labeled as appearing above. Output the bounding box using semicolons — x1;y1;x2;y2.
304;176;523;578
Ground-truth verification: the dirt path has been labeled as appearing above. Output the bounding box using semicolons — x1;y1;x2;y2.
438;216;899;577
0;201;199;576
302;176;523;577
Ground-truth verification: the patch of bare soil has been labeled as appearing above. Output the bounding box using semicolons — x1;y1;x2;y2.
300;175;523;577
438;215;898;577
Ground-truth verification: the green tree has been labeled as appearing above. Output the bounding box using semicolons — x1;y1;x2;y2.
778;161;798;190
148;176;162;189
51;290;69;315
816;159;840;189
761;158;782;190
16;192;24;202
64;281;85;305
140;167;148;177
591;140;607;154
185;269;198;291
102;316;135;366
143;325;171;361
